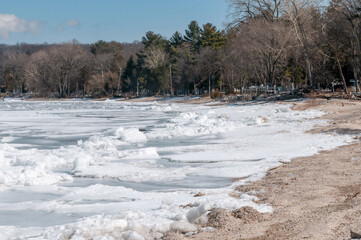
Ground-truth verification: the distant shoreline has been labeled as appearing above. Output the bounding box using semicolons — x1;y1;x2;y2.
1;90;359;105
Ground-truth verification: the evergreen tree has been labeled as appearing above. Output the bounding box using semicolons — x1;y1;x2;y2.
138;31;169;94
169;31;185;46
4;68;14;92
200;23;226;49
90;40;122;55
184;21;201;52
122;56;137;93
142;31;167;49
79;65;90;95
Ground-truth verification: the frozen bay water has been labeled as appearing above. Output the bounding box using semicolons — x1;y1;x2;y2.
0;99;353;239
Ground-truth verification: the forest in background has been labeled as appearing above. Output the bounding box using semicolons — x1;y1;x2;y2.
0;0;360;98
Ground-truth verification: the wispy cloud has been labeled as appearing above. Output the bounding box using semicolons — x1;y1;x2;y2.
0;13;43;39
57;19;80;32
66;19;79;27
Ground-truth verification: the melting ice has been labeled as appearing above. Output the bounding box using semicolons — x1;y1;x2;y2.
0;99;353;239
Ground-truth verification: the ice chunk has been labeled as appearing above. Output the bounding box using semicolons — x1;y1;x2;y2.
80;135;124;151
170;221;197;233
72;152;91;172
186;202;212;223
70;236;86;240
115;127;147;143
0;136;17;143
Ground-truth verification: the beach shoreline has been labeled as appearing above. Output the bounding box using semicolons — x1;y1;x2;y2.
169;98;361;240
2;96;361;239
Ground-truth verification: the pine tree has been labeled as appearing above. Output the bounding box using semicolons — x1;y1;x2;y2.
184;21;201;52
141;31;167;49
122;56;137;93
90;40;122;55
200;23;226;49
138;31;169;94
169;31;184;46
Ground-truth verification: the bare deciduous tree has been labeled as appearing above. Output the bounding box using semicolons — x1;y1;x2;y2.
283;0;321;87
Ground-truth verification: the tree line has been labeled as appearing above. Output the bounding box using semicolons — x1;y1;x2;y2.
0;0;360;98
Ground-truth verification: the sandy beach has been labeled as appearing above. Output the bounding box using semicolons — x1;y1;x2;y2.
164;98;361;240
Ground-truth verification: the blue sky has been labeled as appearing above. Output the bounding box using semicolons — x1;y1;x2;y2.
0;0;228;44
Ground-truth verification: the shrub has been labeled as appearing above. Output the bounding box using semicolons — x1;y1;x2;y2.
211;89;224;99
